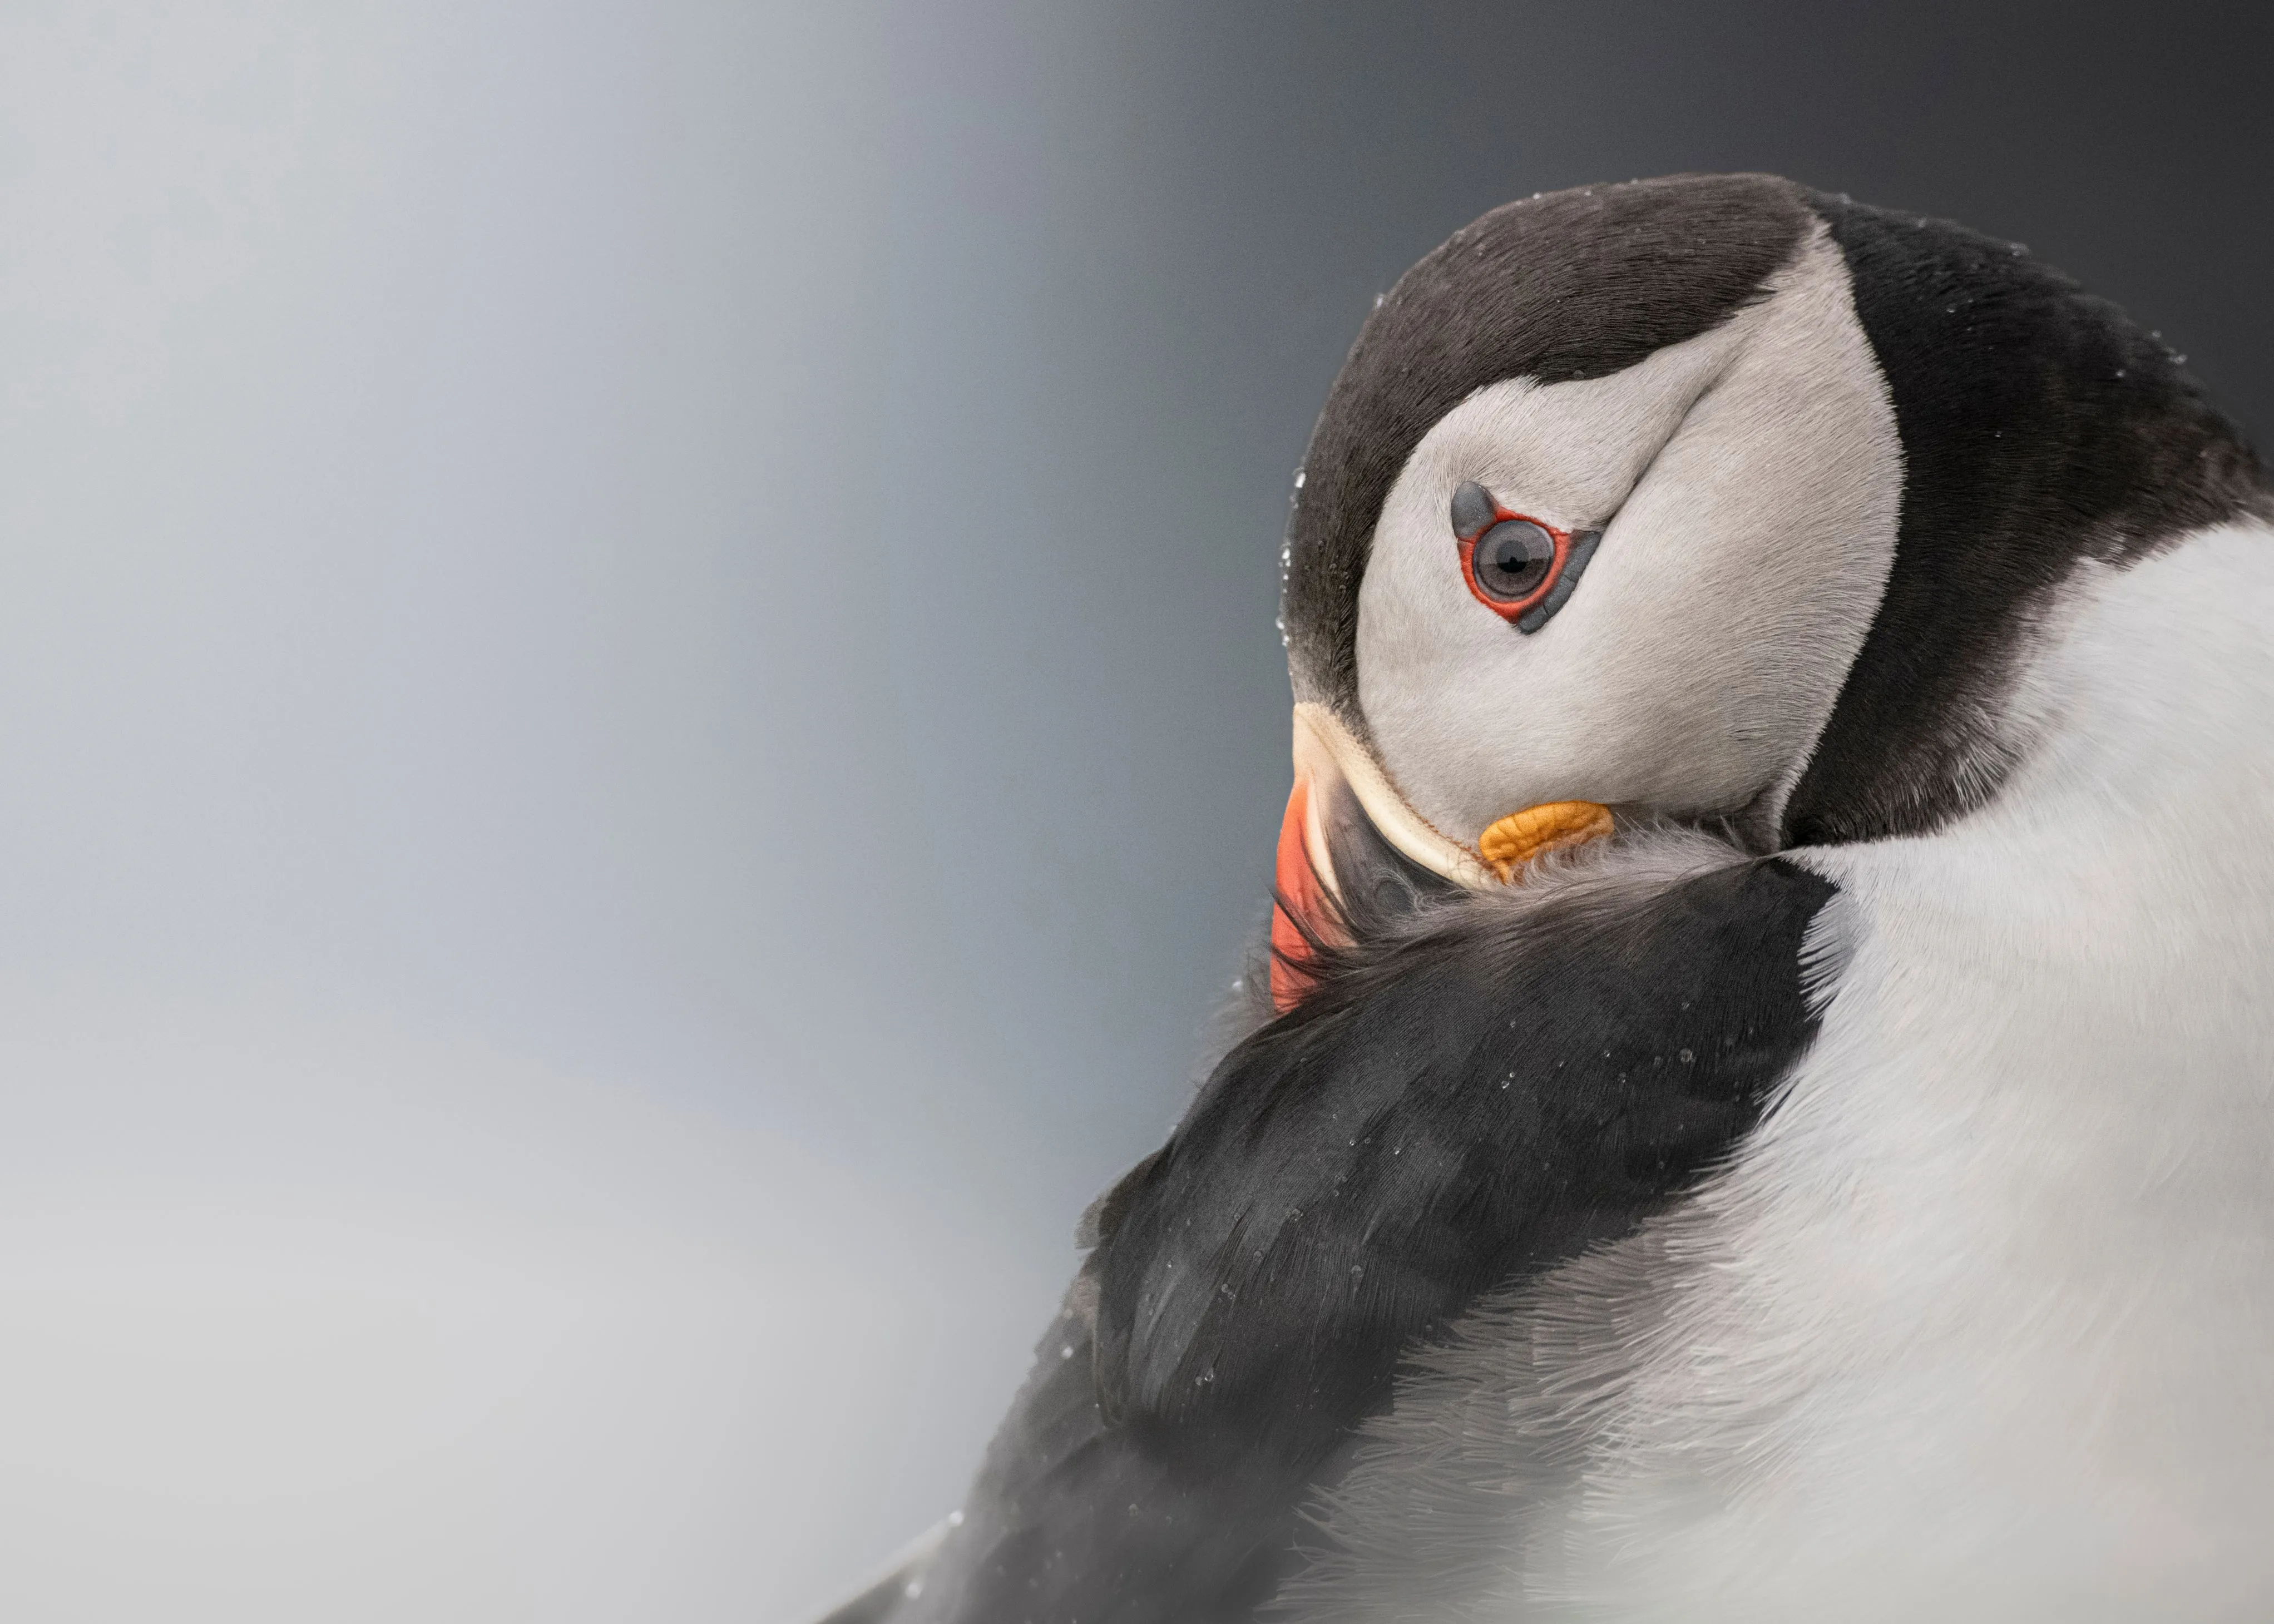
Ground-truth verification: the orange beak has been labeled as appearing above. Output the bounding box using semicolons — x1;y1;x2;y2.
1266;704;1615;1013
1268;774;1334;1011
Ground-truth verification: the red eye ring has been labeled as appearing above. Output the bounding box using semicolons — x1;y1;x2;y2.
1457;505;1570;618
1452;493;1604;636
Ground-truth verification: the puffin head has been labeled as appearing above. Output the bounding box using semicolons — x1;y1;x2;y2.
1272;174;2268;1008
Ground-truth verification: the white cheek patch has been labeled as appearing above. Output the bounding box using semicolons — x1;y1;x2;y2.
1356;227;1902;846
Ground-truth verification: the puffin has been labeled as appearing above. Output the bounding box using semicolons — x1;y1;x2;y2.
818;173;2274;1622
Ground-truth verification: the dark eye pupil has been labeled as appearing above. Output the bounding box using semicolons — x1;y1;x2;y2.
1475;519;1555;600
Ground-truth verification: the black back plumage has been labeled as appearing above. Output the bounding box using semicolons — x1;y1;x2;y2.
1782;194;2272;844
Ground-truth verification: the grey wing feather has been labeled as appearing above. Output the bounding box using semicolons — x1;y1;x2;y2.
808;1520;950;1624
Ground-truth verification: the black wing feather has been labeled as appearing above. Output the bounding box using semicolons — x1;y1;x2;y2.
901;855;1836;1624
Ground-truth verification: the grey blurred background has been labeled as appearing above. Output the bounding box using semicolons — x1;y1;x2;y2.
1;3;2268;1620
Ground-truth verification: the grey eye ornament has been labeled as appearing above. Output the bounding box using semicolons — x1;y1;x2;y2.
1449;478;1603;634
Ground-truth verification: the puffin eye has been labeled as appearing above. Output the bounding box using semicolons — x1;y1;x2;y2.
1471;519;1555;601
1448;481;1603;633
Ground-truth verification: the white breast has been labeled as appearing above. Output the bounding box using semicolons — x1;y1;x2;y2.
1519;521;2274;1621
1308;521;2274;1623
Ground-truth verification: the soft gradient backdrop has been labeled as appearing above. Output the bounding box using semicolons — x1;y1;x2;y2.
2;3;2269;1620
